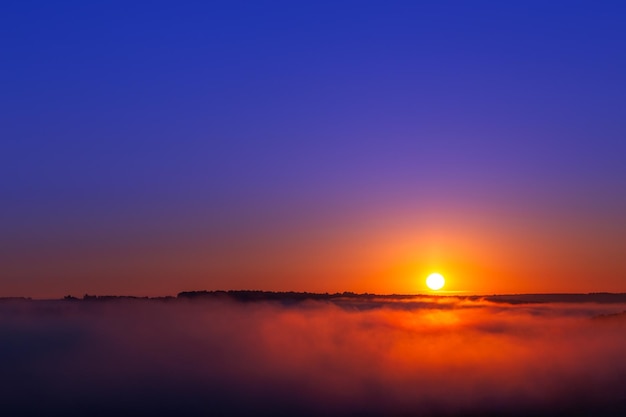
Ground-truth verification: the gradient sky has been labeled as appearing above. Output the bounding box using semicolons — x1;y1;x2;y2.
2;1;626;297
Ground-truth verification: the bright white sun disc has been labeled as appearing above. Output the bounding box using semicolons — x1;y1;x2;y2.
426;273;445;290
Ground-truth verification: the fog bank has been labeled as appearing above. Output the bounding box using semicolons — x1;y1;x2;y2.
1;296;625;416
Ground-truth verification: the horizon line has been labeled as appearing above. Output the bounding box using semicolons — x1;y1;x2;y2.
2;289;626;302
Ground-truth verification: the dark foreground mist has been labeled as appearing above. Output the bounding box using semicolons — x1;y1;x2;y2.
1;293;626;417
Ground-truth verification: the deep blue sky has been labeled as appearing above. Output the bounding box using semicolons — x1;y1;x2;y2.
2;1;626;296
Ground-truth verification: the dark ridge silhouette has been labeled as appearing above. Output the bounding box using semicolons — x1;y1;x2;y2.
2;291;626;305
480;293;626;304
176;290;378;304
83;294;149;301
176;291;626;305
75;294;176;302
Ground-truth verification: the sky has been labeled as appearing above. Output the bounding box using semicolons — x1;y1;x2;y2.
1;1;626;297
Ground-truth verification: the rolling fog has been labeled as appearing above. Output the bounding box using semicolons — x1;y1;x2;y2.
1;296;625;416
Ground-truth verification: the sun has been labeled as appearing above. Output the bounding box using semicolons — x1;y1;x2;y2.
426;273;445;291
